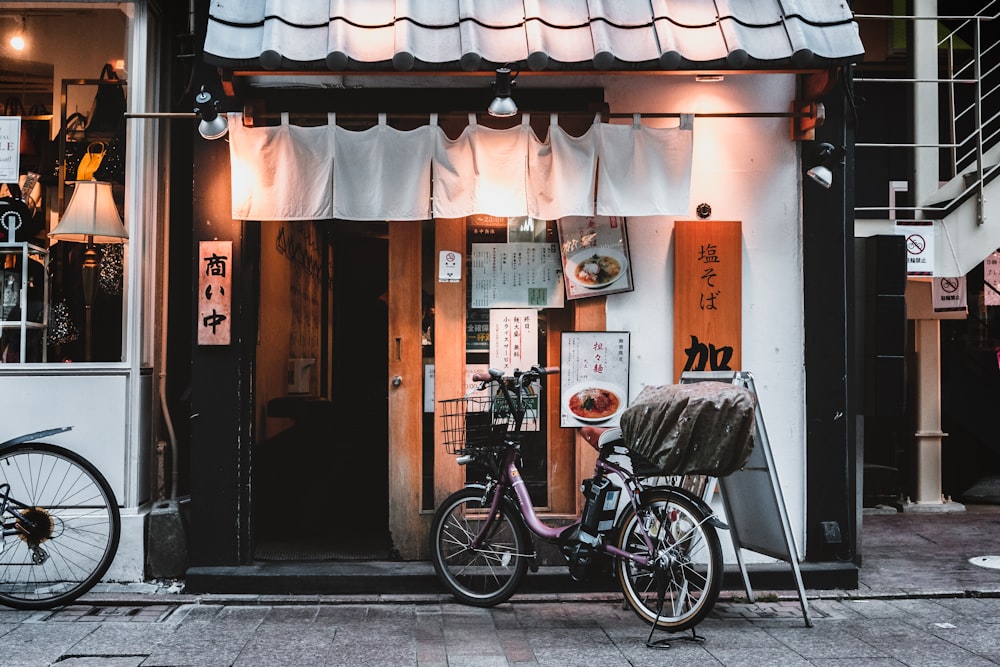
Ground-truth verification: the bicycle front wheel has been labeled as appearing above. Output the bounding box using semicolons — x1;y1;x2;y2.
615;490;722;631
0;443;121;610
430;486;530;607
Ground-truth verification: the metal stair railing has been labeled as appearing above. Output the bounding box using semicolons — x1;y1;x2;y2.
853;7;999;224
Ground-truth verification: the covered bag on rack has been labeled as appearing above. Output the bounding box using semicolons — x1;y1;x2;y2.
87;63;126;135
619;382;755;477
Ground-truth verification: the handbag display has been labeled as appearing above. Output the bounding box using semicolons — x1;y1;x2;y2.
76;142;107;181
86;64;126;135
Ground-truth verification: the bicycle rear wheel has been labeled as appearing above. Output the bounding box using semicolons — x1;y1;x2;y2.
0;442;121;609
430;486;530;607
614;490;722;631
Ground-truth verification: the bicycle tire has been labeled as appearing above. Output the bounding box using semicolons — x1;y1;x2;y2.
430;486;530;607
0;442;121;610
614;489;722;631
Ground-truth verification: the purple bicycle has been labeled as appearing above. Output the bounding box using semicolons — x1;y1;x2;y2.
430;366;726;634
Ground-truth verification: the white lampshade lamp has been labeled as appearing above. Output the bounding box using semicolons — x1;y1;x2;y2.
49;180;128;360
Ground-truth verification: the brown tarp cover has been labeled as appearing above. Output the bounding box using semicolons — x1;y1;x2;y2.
619;382;756;476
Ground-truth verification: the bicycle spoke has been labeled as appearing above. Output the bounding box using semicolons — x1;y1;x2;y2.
0;444;120;609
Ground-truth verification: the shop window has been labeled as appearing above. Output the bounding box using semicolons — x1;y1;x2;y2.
465;215;562;507
0;8;130;363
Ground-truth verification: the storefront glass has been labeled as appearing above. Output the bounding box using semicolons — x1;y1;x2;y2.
0;5;130;363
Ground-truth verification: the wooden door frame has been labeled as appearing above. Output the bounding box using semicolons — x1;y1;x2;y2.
387;221;425;558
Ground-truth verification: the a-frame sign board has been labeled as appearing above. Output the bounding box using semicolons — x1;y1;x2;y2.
680;370;813;627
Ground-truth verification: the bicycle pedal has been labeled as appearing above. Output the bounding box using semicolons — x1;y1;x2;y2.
528;556;539;572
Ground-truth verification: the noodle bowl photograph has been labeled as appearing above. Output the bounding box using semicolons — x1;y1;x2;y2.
563;382;624;423
567;247;628;290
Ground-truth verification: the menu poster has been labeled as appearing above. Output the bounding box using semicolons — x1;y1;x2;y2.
471;243;564;309
557;216;633;300
560;331;630;427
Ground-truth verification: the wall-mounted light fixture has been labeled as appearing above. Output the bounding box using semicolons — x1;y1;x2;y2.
193;86;228;139
805;142;846;189
488;66;518;118
8;16;25;51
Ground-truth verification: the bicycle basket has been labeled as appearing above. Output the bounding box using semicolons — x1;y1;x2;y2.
440;392;528;455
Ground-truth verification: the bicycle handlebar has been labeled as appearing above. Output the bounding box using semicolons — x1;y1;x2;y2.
471;366;560;383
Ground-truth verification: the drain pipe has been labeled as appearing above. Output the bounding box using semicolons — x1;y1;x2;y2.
156;0;199;502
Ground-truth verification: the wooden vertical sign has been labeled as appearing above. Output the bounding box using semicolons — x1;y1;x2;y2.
198;240;233;345
673;221;742;381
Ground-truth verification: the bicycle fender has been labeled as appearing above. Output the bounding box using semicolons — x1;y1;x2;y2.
0;426;73;449
638;486;729;531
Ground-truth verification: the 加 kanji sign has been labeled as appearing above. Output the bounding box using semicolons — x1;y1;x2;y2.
673;221;742;381
198;240;232;345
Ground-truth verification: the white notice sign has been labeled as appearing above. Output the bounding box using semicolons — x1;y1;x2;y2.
471;243;564;308
489;309;538;374
0;116;21;183
895;220;934;276
932;276;966;313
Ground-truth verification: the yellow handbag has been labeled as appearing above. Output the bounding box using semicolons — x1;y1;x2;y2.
76;142;107;181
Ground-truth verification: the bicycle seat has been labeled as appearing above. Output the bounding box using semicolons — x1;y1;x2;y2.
580;426;622;451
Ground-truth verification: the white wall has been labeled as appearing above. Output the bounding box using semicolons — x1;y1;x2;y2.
602;74;807;558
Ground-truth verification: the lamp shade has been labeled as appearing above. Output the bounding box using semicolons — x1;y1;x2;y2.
49;181;128;244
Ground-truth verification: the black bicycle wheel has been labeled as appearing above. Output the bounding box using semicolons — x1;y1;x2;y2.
614;490;722;631
0;442;121;609
430;486;530;607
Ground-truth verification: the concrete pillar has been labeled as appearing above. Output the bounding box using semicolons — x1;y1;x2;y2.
912;318;945;504
905;2;963;512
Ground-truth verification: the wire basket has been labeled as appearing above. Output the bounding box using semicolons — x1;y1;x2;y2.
440;393;529;455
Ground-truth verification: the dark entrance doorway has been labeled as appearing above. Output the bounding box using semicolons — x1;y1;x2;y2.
328;223;392;556
253;221;392;562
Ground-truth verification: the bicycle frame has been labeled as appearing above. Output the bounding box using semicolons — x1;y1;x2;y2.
480;443;654;568
468;374;655;567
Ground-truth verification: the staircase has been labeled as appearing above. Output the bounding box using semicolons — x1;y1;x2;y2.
854;5;1000;277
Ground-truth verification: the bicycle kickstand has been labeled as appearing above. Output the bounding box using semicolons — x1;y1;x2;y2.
645;570;707;649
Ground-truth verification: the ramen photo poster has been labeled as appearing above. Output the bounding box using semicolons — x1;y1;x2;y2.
560;331;631;427
556;216;634;300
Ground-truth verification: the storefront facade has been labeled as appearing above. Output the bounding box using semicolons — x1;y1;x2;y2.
0;1;866;586
0;1;170;580
184;1;866;588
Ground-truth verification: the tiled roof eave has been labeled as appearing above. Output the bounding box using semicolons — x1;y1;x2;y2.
202;54;862;75
202;1;865;76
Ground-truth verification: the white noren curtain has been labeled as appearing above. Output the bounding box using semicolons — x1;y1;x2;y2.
227;112;693;221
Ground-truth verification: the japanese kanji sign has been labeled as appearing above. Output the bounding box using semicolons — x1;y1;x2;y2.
198;240;232;345
673;221;742;381
489;309;539;374
985;249;1000;306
